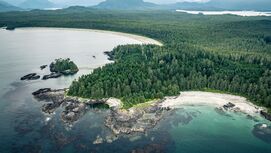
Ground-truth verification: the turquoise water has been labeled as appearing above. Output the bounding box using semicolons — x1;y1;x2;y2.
0;28;270;153
166;106;271;153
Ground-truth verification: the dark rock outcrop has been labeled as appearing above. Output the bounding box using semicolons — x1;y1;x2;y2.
21;73;40;80
32;88;173;143
223;102;235;110
105;104;168;136
260;110;271;121
42;102;62;114
32;88;103;124
40;65;47;70
61;100;87;123
32;88;52;96
42;72;62;80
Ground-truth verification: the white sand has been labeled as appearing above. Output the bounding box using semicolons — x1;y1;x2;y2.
159;91;264;115
18;27;163;46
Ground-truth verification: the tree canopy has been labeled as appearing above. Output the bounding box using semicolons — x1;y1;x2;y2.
1;9;270;109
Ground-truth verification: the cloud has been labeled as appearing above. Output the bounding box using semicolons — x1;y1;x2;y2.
3;0;211;7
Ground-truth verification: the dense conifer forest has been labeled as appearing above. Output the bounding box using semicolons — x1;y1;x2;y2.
1;8;270;109
50;58;79;74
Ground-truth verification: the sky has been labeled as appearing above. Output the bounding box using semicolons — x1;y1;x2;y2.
51;0;210;5
4;0;271;8
4;0;210;6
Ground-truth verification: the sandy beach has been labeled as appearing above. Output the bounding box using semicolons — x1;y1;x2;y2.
18;27;163;46
159;91;264;115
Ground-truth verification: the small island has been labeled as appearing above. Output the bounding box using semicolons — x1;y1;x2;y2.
42;58;79;80
21;58;79;81
49;58;79;75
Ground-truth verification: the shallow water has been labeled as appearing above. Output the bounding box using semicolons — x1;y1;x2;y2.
0;28;271;153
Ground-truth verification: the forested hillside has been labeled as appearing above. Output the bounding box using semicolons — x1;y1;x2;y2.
0;8;270;109
0;1;21;12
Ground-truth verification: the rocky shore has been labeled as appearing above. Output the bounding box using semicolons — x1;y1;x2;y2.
32;88;271;145
32;88;106;124
104;100;168;135
32;88;172;143
260;111;271;121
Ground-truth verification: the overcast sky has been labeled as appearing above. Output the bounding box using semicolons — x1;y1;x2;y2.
51;0;209;5
5;0;271;7
4;0;210;6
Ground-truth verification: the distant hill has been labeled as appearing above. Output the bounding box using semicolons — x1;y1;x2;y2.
19;0;55;9
94;0;157;10
0;1;22;12
166;2;221;11
93;0;271;11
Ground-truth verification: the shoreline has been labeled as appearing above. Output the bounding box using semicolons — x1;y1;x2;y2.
159;91;265;115
16;27;163;46
32;88;271;144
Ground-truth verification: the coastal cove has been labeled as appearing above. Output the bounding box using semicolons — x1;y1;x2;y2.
0;27;162;153
0;27;271;153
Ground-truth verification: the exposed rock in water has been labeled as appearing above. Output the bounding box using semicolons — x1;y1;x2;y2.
42;72;62;80
32;88;104;124
33;88;65;113
252;123;271;143
33;88;172;143
40;65;47;70
42;102;63;114
32;88;52;96
223;102;235;110
61;99;88;124
260;111;271;121
20;73;40;80
105;102;169;136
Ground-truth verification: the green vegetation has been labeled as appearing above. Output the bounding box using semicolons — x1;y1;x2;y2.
0;8;270;108
50;58;79;75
